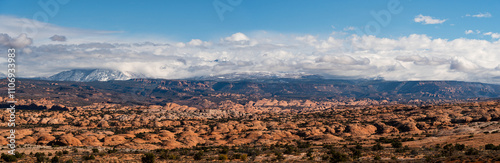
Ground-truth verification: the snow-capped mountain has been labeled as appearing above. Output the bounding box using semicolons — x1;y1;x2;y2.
189;72;323;81
45;69;142;82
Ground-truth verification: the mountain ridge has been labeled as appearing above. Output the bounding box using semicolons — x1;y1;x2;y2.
43;69;144;82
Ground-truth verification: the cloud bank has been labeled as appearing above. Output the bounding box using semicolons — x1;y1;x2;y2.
1;16;500;84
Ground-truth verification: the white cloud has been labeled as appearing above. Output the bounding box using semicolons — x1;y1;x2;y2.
343;26;356;31
2;15;500;84
0;33;33;48
224;32;249;42
187;39;211;47
316;55;369;65
465;30;481;35
450;57;479;72
466;12;492;18
484;32;500;39
414;14;447;24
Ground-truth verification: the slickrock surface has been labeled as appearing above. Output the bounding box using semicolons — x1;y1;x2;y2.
0;99;499;162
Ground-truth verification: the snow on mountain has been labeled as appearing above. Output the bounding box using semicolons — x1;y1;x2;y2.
189;72;323;81
45;69;143;82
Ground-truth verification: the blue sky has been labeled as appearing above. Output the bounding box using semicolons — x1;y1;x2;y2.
1;0;499;41
1;0;500;83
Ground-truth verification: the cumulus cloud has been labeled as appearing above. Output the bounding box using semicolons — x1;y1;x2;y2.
2;16;500;84
465;30;481;35
188;39;211;47
414;14;447;24
450;57;479;72
484;32;500;39
466;12;492;18
49;35;67;42
224;32;249;42
0;33;33;48
8;31;500;84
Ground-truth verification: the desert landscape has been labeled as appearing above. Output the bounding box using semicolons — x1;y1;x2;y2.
1;1;500;162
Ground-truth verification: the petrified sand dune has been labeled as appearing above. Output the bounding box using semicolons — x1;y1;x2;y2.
79;135;103;146
36;133;56;145
0;136;8;146
345;124;377;136
18;136;37;145
162;140;184;149
50;134;83;146
104;135;128;146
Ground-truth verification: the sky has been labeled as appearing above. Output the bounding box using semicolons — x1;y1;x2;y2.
1;0;500;83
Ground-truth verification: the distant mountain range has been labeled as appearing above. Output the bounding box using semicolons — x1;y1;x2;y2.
188;72;323;81
42;69;324;82
43;69;143;82
30;69;500;104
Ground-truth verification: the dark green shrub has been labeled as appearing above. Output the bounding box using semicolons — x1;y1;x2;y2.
350;148;362;159
141;153;155;163
297;141;311;148
391;141;403;148
465;148;479;155
220;146;230;154
485;144;496;150
51;156;60;163
35;152;47;163
1;153;17;162
372;143;384;151
454;144;465;151
193;151;203;160
219;154;228;160
328;150;349;162
410;149;418;155
82;155;95;160
284;145;297;154
14;152;24;158
108;148;118;154
240;154;247;161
